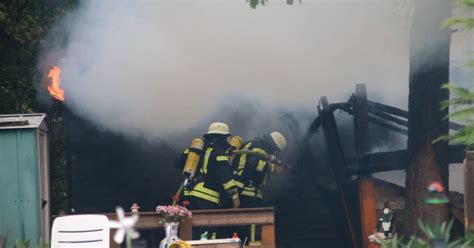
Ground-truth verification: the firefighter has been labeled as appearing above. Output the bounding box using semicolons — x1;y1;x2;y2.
231;132;286;244
181;122;241;210
232;131;286;208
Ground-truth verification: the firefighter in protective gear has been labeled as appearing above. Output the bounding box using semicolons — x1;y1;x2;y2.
178;122;241;210
231;132;286;245
232;131;286;207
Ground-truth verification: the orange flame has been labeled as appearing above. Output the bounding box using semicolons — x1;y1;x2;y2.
47;66;65;101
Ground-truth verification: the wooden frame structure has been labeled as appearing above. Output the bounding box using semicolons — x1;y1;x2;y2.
106;207;275;248
302;84;466;247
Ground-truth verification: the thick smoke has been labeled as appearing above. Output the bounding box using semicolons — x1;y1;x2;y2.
42;0;413;138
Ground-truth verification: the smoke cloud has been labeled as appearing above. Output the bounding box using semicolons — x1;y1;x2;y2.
42;0;414;139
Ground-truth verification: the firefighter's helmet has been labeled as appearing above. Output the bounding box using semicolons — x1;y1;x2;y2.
207;122;230;135
270;132;286;151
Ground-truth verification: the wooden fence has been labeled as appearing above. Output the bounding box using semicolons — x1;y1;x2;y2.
105;207;275;248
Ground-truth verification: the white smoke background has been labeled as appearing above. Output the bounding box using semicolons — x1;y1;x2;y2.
40;0;414;140
39;0;474;193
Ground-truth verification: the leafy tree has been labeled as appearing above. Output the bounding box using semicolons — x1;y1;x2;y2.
247;0;300;9
0;0;77;214
437;0;474;150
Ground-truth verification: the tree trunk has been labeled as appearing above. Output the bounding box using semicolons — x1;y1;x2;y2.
405;0;451;236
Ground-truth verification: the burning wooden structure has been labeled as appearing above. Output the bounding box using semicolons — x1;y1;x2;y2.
300;83;466;247
57;79;469;247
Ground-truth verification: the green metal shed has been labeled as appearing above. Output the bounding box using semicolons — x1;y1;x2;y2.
0;114;50;247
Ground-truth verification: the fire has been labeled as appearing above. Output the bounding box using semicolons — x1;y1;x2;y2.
47;66;65;101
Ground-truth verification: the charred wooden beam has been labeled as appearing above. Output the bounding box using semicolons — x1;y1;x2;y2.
318;96;359;248
303;116;321;142
319;97;349;180
346;145;466;174
353;84;376;248
368;107;408;127
368;114;408;135
347;150;408;174
368;100;408;118
304;102;353;141
368;100;464;131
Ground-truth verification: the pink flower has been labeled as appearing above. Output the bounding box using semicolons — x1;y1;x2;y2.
155;205;192;222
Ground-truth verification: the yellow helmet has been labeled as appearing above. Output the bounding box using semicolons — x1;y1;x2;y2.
207;122;230;135
270;132;286;151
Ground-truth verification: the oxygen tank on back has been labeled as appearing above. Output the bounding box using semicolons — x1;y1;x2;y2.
229;136;243;163
182;138;204;178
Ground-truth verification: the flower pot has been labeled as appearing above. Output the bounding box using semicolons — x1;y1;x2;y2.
429;238;447;248
160;222;181;248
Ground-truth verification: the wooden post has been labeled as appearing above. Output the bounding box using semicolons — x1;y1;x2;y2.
353;84;377;247
261;223;276;247
110;229;120;248
179;217;193;240
465;151;474;233
318;97;359;248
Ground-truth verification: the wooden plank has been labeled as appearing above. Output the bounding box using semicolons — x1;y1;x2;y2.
359;178;377;247
354;84;377;248
261;224;276;247
465;151;474;233
187;239;240;248
179;217;193;240
191;210;274;227
318;96;359;248
368;114;408;135
375;197;405;210
367;100;408;118
105;208;275;228
451;208;465;226
368;107;408;127
110;229;120;248
346;145;466;174
353;84;370;154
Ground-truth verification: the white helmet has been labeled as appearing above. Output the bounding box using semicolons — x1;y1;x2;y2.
270;132;286;151
207;122;230;135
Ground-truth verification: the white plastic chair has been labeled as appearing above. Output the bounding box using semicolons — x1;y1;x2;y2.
51;215;110;248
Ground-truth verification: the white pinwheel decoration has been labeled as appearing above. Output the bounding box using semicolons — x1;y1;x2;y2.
109;207;140;245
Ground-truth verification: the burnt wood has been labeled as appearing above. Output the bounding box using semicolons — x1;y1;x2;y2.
353;84;377;248
318;96;359;248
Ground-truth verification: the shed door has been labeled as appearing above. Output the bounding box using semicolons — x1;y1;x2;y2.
38;131;50;241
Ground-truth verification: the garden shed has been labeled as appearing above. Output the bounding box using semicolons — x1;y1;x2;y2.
0;114;50;247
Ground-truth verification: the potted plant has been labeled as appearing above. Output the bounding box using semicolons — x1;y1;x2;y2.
155;204;192;248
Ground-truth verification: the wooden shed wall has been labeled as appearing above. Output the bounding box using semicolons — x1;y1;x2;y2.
0;129;41;247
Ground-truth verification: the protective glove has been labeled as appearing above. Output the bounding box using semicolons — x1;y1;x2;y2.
232;194;240;208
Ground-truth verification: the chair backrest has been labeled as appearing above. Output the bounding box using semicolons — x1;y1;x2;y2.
51;215;110;248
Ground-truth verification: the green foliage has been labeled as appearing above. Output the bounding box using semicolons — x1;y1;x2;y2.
442;0;474;29
437;0;474;150
0;1;76;215
0;234;49;248
376;219;474;248
0;231;8;248
0;0;77;114
12;240;29;248
35;240;48;248
376;234;426;248
247;0;301;9
417;219;454;240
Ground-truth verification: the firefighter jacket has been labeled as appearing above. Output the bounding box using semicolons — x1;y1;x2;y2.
232;137;280;200
184;137;241;205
